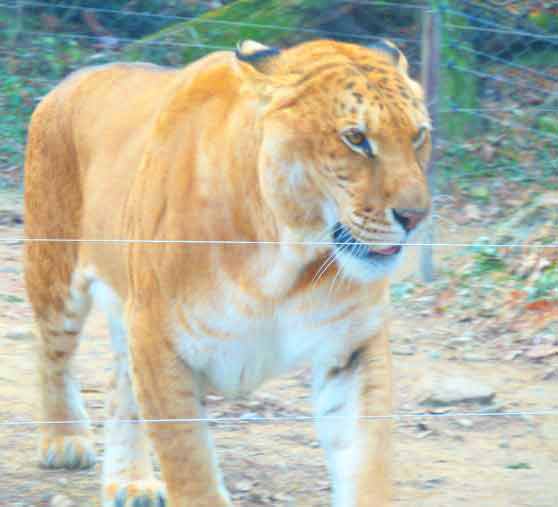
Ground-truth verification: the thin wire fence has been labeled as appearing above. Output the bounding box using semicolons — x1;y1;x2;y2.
0;0;557;431
2;409;558;428
0;237;557;249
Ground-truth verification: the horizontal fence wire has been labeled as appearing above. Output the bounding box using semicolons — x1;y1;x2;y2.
0;28;234;50
346;0;427;9
445;6;554;36
453;44;558;83
447;63;558;98
432;165;558;181
5;90;558;116
440;107;558;113
445;22;558;41
2;410;558;427
449;108;558;142
458;0;518;24
0;238;557;249
7;0;431;18
0;28;422;52
1;3;558;438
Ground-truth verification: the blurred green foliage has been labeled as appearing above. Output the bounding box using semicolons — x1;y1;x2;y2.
0;30;92;180
437;0;479;139
122;0;341;65
1;0;558;192
22;0;215;38
529;263;558;301
469;241;507;276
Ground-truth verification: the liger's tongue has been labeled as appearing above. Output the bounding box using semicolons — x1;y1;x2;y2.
370;245;401;256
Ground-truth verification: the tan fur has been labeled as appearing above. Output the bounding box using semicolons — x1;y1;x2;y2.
24;40;431;506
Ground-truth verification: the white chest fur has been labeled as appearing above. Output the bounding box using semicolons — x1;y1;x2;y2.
173;281;385;398
86;256;387;399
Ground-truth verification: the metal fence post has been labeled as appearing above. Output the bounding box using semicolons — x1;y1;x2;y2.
420;4;441;283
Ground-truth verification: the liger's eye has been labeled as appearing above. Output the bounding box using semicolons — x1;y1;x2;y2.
343;128;366;146
413;125;429;150
341;128;375;158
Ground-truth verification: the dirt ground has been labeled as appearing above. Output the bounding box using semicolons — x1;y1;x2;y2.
1;188;557;507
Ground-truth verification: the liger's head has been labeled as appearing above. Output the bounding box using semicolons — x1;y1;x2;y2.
236;39;431;282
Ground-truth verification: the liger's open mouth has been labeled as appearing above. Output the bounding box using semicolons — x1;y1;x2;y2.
332;223;402;259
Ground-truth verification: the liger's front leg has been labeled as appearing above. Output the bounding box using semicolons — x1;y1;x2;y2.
313;325;393;507
127;305;232;507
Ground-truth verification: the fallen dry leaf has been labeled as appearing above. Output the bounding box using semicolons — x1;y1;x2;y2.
525;300;558;312
525;345;558;360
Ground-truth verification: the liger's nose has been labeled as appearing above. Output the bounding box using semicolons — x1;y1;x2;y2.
392;208;429;232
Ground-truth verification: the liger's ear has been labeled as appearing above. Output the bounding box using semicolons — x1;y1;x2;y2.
368;38;409;75
235;40;281;74
235;40;298;112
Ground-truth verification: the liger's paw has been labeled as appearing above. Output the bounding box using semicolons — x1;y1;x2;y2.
40;434;97;469
103;480;166;507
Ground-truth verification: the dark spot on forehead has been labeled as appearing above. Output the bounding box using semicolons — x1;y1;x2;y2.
352;92;363;103
345;81;356;90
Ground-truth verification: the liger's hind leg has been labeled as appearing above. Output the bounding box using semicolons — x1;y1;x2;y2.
29;265;96;469
24;87;95;469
